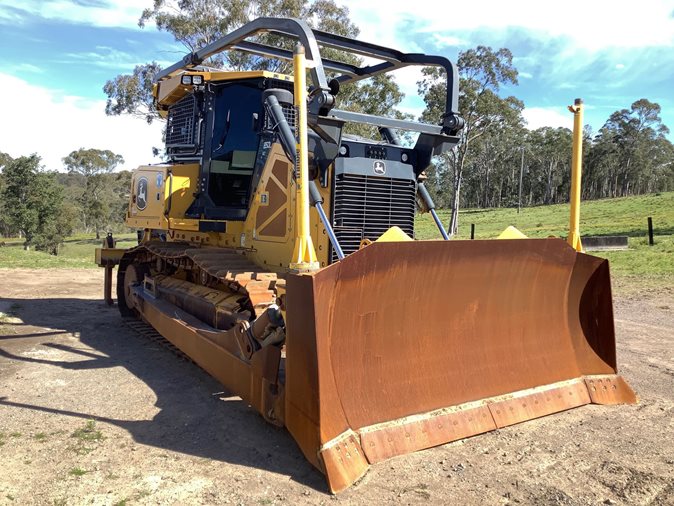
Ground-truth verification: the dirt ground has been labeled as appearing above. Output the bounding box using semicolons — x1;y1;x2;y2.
0;269;672;506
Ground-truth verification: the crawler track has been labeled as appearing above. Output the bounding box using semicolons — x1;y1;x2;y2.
117;241;279;323
122;316;194;363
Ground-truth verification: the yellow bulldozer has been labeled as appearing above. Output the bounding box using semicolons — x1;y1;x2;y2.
96;17;636;493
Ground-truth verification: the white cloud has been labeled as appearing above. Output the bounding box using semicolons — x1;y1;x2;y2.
61;47;147;70
0;0;148;29
615;63;626;69
15;63;45;74
0;72;163;172
342;0;674;51
0;4;22;22
393;66;425;98
432;33;467;48
522;107;573;130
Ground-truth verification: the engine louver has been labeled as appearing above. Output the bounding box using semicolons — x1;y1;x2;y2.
331;173;416;262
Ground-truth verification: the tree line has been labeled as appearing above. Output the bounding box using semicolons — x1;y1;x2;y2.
0;149;130;253
425;97;674;210
423;99;673;212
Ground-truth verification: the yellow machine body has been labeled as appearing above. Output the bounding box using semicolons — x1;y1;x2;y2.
126;145;332;270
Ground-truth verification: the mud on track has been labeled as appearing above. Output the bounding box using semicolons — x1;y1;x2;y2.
0;268;672;505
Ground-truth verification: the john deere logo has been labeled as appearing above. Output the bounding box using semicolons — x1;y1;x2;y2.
136;177;148;211
373;160;386;175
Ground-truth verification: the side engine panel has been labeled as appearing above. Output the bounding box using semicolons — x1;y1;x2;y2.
126;164;199;231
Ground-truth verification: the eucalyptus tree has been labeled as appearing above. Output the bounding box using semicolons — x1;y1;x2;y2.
592;99;671;197
63;148;125;239
462;124;527;208
0;155;70;252
419;46;522;233
523;127;572;205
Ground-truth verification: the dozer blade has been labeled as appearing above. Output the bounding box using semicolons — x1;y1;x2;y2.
284;238;636;493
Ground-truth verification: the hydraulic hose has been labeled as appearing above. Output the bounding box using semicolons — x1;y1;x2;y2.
418;182;450;240
309;180;345;260
264;94;296;165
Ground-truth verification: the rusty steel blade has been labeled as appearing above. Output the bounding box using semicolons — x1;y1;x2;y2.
284;238;636;493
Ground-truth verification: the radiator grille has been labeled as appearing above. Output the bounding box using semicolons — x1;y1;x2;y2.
332;173;416;261
166;94;198;147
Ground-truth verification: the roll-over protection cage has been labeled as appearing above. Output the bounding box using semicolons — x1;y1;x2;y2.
156;17;464;140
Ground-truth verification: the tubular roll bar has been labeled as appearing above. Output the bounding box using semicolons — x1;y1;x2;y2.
155;17;463;135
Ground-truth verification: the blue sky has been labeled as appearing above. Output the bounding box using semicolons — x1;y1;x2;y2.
1;0;673;171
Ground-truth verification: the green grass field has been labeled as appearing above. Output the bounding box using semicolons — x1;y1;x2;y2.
417;191;674;287
0;193;672;290
0;233;137;269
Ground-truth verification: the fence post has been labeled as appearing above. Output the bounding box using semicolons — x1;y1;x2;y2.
648;217;654;246
470;224;475;240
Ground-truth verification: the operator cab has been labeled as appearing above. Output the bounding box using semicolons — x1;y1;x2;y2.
160;72;294;220
209;81;262;215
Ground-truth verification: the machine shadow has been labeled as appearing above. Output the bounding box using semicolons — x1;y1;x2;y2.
0;296;325;491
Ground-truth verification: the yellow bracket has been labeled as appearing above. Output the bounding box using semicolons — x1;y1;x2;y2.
497;226;527;239
289;43;319;271
375;226;413;242
567;99;584;252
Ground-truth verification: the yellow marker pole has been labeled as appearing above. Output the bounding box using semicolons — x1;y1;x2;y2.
567;98;584;252
289;43;319;271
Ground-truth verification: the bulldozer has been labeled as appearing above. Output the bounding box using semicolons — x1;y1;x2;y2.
96;17;636;493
